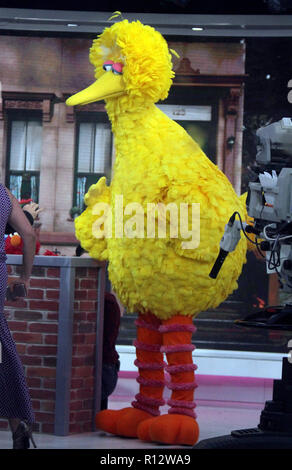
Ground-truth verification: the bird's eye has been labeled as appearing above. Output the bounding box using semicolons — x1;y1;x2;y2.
103;61;113;71
112;62;124;75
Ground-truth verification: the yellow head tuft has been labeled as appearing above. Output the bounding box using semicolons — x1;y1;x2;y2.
89;19;174;105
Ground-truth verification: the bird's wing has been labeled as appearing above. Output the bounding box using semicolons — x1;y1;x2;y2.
75;176;111;260
156;145;248;266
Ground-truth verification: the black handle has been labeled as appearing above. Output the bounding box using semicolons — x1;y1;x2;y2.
209;248;229;279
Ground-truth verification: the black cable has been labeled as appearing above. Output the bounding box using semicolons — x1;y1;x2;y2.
265;225;278;239
268;250;280;270
234;211;292;290
267;235;281;270
234;212;283;275
232;211;258;246
255;237;266;259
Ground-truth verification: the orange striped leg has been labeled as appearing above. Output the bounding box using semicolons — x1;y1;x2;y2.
137;315;199;446
132;312;166;415
161;315;198;418
96;312;165;438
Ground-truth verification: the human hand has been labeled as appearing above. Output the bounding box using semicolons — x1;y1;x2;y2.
22;202;43;220
7;278;29;301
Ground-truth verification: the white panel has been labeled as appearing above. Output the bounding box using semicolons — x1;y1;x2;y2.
77;123;94;172
116;345;285;379
157;104;212;121
10;121;26;171
26;121;42;171
93;123;111;173
78;122;111;173
10;120;42;171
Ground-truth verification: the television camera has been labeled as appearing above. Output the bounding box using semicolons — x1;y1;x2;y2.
194;118;292;449
210;117;292;326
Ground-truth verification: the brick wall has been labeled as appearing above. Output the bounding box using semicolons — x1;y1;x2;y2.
169;41;245;75
70;267;99;434
0;259;104;435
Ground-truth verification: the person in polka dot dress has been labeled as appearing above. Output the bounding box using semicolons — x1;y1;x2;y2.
0;185;37;449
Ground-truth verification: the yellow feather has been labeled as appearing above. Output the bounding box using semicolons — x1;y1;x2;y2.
108;11;123;21
170;48;180;58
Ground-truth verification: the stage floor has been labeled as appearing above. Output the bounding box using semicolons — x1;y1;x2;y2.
0;399;263;449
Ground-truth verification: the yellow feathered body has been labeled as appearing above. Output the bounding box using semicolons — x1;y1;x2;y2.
74;20;248;320
75;103;247;320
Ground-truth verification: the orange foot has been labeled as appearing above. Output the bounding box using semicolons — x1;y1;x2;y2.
137;414;199;446
95;407;154;438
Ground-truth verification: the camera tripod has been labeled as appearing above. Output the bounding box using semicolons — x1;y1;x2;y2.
194;306;292;449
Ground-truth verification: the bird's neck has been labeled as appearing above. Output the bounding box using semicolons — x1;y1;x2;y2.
105;99;156;136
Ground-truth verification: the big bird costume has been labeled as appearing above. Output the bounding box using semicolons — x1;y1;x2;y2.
67;19;248;446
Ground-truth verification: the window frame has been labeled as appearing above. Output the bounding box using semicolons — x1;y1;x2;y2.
73;112;113;211
5;110;42;203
